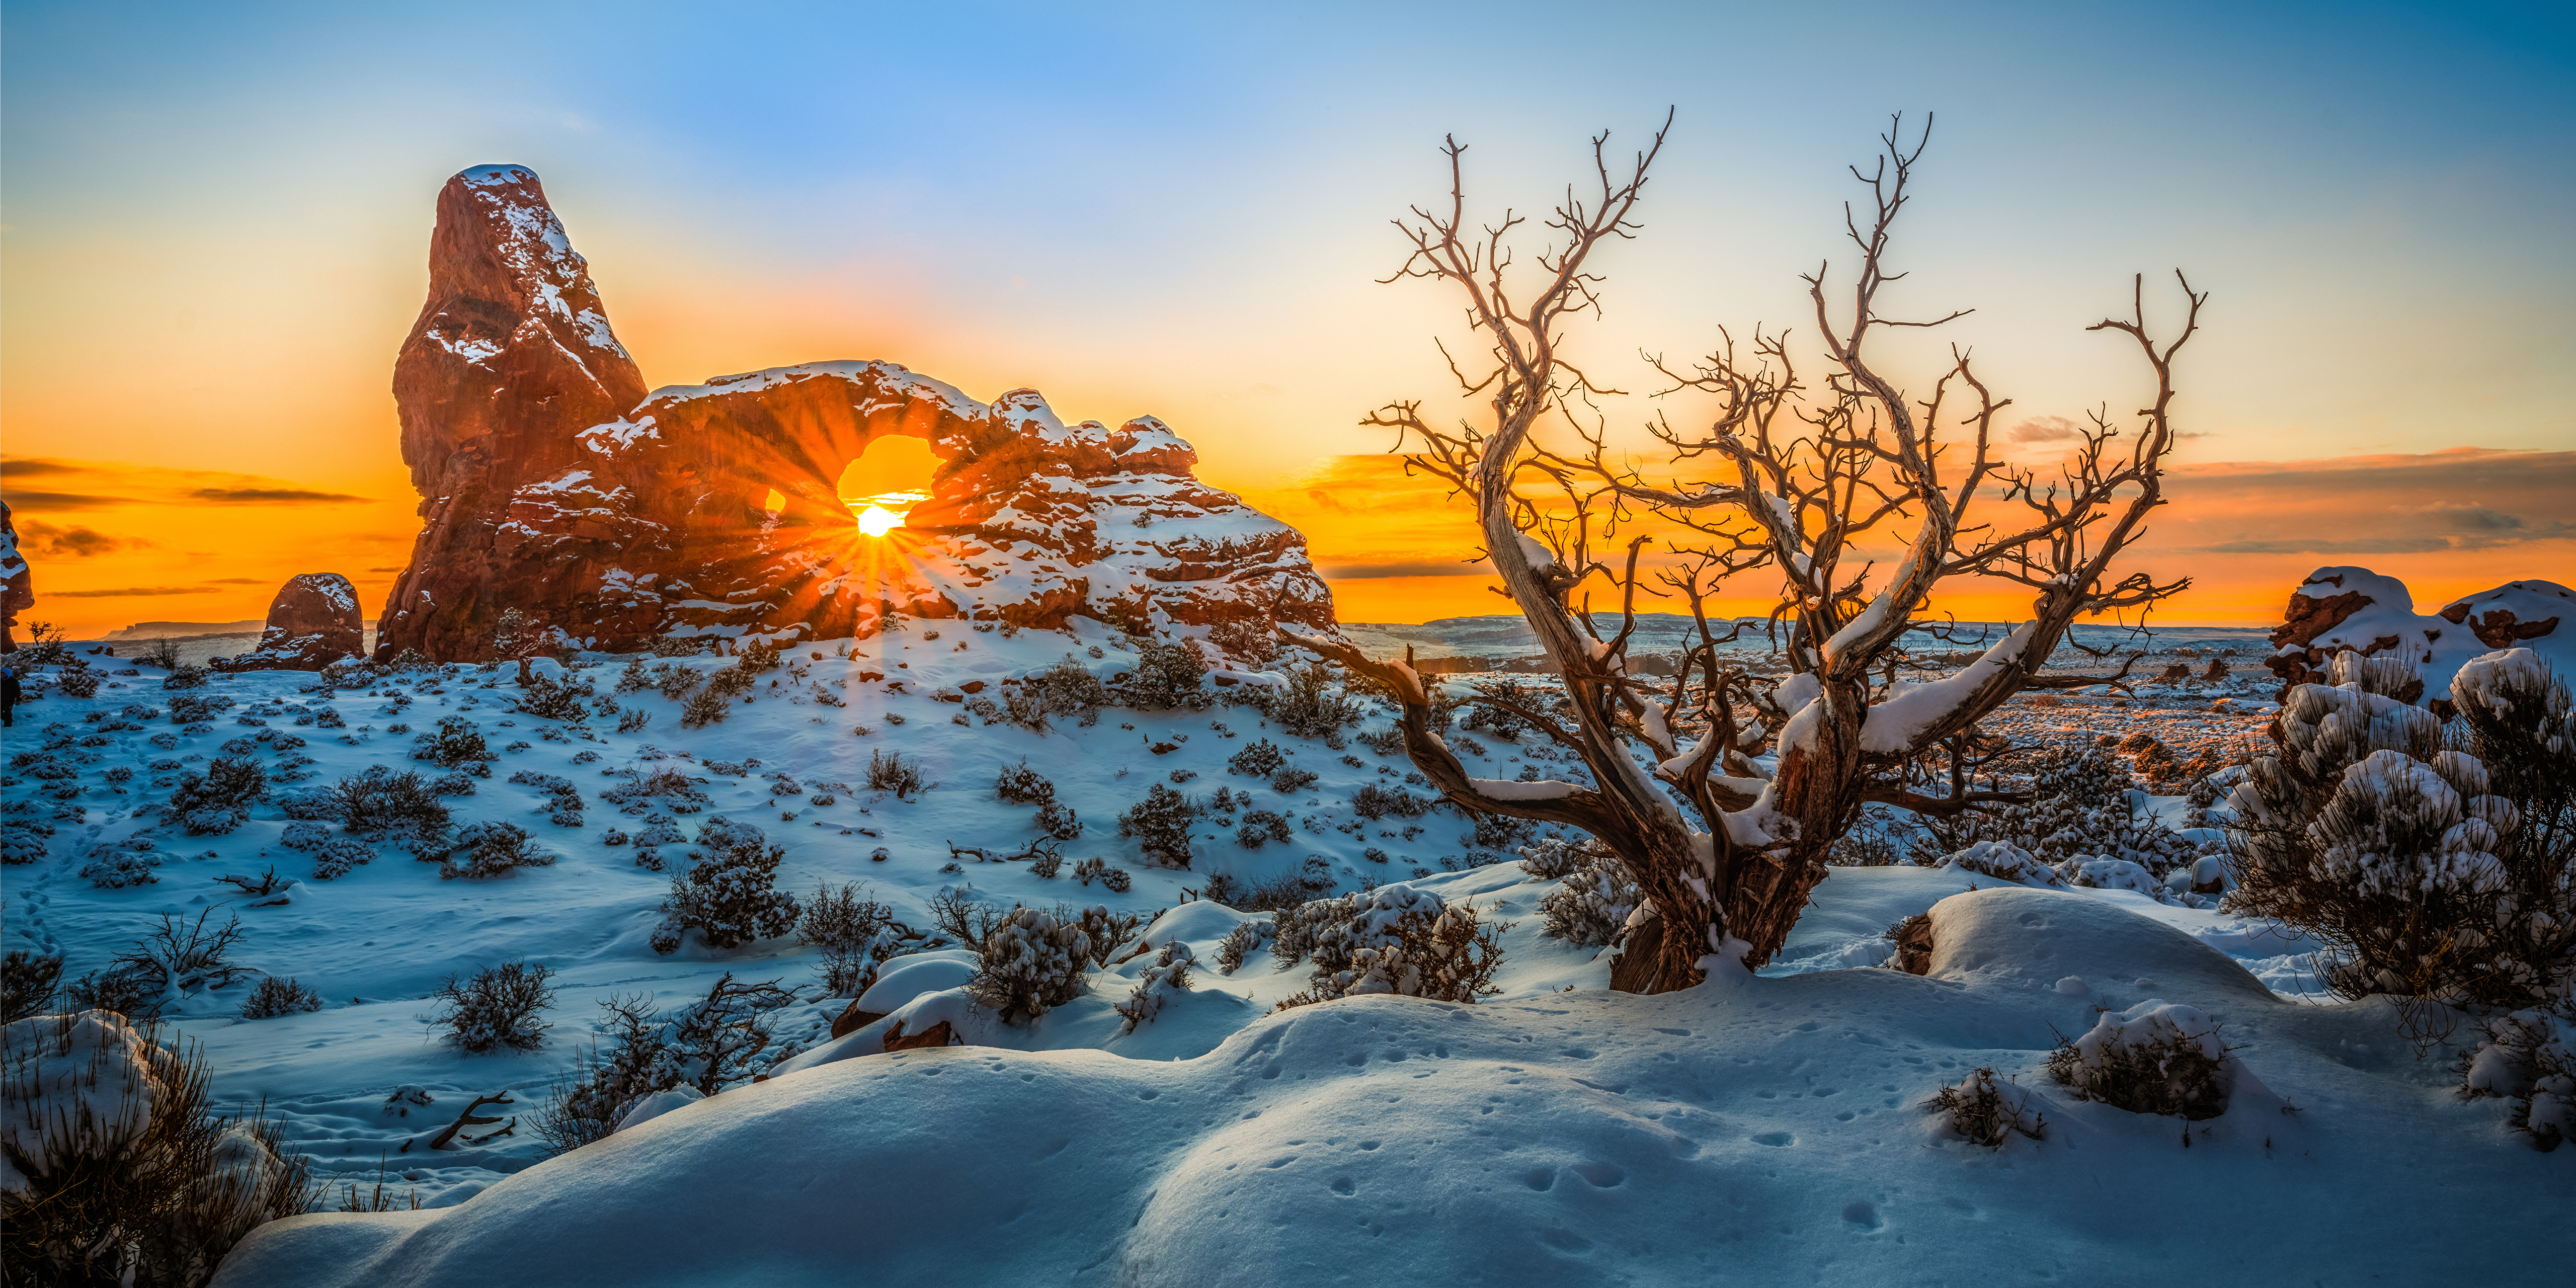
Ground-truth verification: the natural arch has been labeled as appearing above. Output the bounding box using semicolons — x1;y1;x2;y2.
834;435;939;533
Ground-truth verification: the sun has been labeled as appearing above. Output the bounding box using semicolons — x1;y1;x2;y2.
856;504;905;537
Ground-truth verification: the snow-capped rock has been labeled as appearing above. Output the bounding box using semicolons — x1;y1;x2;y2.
2263;566;2574;705
213;573;365;672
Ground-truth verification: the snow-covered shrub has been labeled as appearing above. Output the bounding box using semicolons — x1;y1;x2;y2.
2056;856;2168;898
0;1010;313;1286
1206;616;1279;666
801;882;900;997
277;821;330;853
601;766;710;816
512;673;593;721
4;951;64;1024
62;970;159;1019
1923;1067;2047;1146
1537;844;1640;949
3;821;52;867
1119;639;1210;711
334;766;453;855
112;912;253;1008
2227;649;2575;1010
1516;836;1588;879
1235;810;1292;849
1251;663;1364;743
995;760;1056;806
1215;921;1265;974
1007;657;1109;729
410;715;496;771
437;820;556;880
968;905;1132;1022
308;838;374;881
866;749;924;798
2458;1005;2574;1151
80;840;165;890
1940;840;2066;888
651;818;800;953
1271;885;1508;1007
1116;940;1195;1034
1920;746;2201;877
237;977;323;1019
1118;783;1199;867
159;662;209;689
163;756;266;836
508;769;585;825
536;994;675;1158
1228;739;1286;778
2046;1002;2234;1120
679;689;731;729
431;960;555;1053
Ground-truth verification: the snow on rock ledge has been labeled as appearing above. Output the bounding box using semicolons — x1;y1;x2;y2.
211;573;365;672
2264;566;2573;705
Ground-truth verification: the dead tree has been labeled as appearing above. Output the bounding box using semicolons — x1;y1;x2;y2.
1294;113;2197;993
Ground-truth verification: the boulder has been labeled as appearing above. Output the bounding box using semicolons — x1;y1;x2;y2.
0;502;29;653
215;574;365;672
375;166;1336;663
2263;566;2575;704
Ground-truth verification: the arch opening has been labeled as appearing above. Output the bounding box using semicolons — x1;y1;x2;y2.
835;435;937;538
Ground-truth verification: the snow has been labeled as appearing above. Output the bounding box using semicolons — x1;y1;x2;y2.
2274;568;2576;702
1858;622;2039;754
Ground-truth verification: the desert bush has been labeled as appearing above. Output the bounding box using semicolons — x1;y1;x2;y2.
0;1011;315;1287
867;749;925;798
1271;767;1319;794
80;840;165;890
508;769;585;825
1915;746;2201;877
801;882;899;997
1214;921;1266;974
1228;739;1286;778
63;969;160;1019
308;838;375;881
1250;664;1363;742
969;906;1095;1021
2226;649;2575;1011
1351;783;1433;821
535;994;676;1158
431;959;556;1053
113;912;253;1006
995;759;1056;806
437;820;557;880
164;756;267;836
334;766;453;855
1119;639;1210;711
601;766;710;817
512;673;595;722
237;977;323;1019
410;716;496;771
1270;884;1508;1006
1118;783;1199;868
135;637;184;671
651;818;800;953
679;689;731;729
1206;617;1279;666
651;636;709;658
1235;809;1292;849
159;663;209;690
2046;1002;2234;1120
1923;1067;2048;1146
1007;657;1109;729
1115;940;1195;1034
2458;1005;2574;1151
278;821;332;852
1537;842;1640;948
4;950;64;1023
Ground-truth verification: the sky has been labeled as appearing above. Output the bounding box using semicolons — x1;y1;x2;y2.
4;0;2570;636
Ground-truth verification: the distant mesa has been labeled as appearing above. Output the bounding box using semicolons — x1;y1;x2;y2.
100;620;270;641
375;164;1336;663
211;574;367;672
2265;566;2572;706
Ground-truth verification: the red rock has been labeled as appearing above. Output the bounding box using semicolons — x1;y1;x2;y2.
880;1018;956;1052
0;502;30;653
375;167;1336;662
214;574;365;672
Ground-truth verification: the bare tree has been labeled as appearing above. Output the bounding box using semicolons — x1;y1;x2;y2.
1292;113;2198;993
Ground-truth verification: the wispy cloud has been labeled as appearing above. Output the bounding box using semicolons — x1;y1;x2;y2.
1319;559;1494;579
2;456;379;510
51;586;218;598
5;491;137;511
187;487;370;504
15;521;149;556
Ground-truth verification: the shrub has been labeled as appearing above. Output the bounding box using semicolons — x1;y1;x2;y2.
1228;739;1286;778
969;905;1135;1022
63;969;159;1019
309;838;375;881
651;818;801;953
80;840;164;890
1270;767;1319;794
432;959;556;1053
617;707;654;734
437;821;556;880
0;1011;314;1285
334;766;453;855
1254;664;1364;742
535;994;676;1158
410;716;495;770
1918;746;2203;879
1003;657;1109;730
1236;810;1292;849
866;749;924;798
601;767;711;816
160;663;209;690
1120;639;1210;711
1214;922;1263;974
513;673;593;721
2459;1006;2574;1151
1923;1068;2048;1146
2046;1002;2234;1120
1271;886;1509;1008
508;769;584;825
679;689;731;729
995;759;1056;806
1115;940;1195;1034
114;911;254;1002
3;950;64;1023
1356;727;1405;757
237;977;323;1019
801;882;898;997
278;821;331;852
1351;783;1432;820
2226;650;2575;1011
1536;842;1640;948
164;756;267;836
1118;783;1198;867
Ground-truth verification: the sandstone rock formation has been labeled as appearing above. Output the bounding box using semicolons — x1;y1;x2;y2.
214;574;365;671
2264;566;2574;703
0;502;29;653
377;167;1335;662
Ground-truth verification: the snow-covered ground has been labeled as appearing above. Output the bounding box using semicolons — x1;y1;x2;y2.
6;619;2562;1285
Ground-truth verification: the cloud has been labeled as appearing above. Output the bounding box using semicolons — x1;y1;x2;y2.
367;566;407;573
5;490;137;511
204;577;268;585
2006;416;2083;444
0;458;87;479
186;487;370;504
16;521;146;557
51;586;218;598
2200;537;2457;555
2413;501;2526;533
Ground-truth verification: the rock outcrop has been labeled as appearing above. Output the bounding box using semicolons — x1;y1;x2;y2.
0;502;29;653
214;574;365;672
2264;566;2575;704
377;167;1334;661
